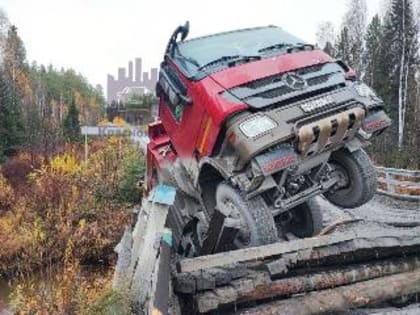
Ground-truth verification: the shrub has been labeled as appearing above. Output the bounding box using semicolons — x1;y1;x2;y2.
0;139;143;277
117;147;145;203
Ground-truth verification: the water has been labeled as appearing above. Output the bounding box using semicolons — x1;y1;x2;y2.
0;278;11;314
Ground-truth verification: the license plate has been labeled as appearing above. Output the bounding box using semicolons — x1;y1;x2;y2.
300;95;335;113
256;146;298;175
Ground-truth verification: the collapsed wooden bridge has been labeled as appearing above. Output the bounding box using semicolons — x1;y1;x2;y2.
113;186;420;314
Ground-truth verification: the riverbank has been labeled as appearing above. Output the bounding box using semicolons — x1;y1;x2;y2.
0;138;143;313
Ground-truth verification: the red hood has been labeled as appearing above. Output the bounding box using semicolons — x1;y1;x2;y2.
208;50;334;90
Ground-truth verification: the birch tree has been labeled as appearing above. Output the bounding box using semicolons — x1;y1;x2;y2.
315;21;336;56
342;0;368;76
382;0;418;149
0;8;10;65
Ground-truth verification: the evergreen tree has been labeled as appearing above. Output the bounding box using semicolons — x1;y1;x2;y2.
364;15;385;93
335;27;352;63
0;73;24;160
63;96;81;143
323;41;335;56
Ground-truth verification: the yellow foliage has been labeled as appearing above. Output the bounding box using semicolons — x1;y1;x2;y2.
50;154;82;176
98;117;111;126
107;136;121;146
112;116;127;127
0;173;14;209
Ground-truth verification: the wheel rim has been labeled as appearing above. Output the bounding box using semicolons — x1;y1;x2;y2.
283;206;314;238
331;162;351;190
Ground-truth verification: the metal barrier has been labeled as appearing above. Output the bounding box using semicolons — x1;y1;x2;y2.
376;166;420;201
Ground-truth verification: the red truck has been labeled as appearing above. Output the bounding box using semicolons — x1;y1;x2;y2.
147;22;391;256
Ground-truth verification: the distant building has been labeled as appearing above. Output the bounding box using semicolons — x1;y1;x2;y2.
118;86;152;104
107;57;158;103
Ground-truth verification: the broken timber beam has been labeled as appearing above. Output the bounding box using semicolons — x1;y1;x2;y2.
177;226;420;273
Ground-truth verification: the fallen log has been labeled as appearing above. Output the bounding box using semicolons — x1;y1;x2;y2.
195;255;420;313
239;268;420;315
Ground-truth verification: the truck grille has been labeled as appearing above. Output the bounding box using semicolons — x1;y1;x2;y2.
225;62;346;109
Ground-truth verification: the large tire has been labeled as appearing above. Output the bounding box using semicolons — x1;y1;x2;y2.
282;198;323;238
324;148;376;208
216;183;278;248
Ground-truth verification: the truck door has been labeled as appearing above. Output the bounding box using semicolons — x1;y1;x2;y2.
157;63;205;162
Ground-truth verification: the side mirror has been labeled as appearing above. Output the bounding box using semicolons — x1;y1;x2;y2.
336;60;350;72
180;21;189;41
336;60;357;80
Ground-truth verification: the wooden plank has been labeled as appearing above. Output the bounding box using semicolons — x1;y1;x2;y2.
112;226;133;289
201;209;226;254
377;178;420;187
130;202;170;310
127;199;151;277
377;189;420;201
150;229;172;315
177;226;420;273
214;218;240;253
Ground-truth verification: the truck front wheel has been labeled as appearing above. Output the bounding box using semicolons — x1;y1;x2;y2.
216;183;278;249
324;148;376;208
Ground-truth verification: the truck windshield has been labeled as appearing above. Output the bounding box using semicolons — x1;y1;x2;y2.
174;26;306;77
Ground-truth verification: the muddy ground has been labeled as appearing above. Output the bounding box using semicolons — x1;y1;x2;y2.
320;194;420;227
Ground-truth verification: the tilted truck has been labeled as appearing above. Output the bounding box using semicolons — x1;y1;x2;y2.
116;23;420;314
148;22;391;254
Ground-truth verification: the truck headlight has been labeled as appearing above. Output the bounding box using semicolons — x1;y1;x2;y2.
239;115;277;138
354;83;377;98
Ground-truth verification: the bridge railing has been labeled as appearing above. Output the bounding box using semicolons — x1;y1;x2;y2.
376;166;420;201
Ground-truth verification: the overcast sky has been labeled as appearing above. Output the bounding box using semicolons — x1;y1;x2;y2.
1;0;381;91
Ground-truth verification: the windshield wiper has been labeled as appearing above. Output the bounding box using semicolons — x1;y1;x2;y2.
177;54;201;68
197;55;261;71
286;43;315;53
258;42;315;54
258;43;293;53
